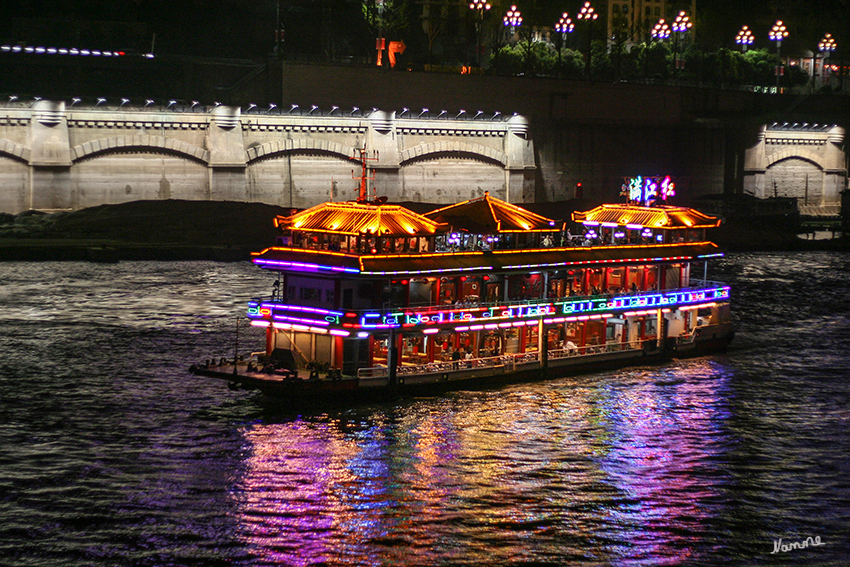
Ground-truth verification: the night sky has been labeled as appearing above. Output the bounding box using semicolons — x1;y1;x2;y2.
0;1;846;61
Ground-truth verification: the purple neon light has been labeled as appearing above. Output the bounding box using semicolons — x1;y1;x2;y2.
254;258;360;273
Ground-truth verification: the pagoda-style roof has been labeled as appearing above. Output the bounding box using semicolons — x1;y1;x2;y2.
424;192;563;233
572;204;720;230
274;201;449;237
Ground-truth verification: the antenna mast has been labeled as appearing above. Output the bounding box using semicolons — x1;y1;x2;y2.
351;147;379;203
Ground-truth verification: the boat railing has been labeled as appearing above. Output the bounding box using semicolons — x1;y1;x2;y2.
356;338;665;380
357;351;541;380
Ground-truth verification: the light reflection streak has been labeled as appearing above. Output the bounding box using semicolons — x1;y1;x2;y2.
591;359;732;564
230;360;732;565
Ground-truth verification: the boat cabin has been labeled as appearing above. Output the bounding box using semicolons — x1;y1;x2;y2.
249;194;731;379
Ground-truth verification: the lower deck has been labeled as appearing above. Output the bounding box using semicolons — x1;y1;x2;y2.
191;322;734;403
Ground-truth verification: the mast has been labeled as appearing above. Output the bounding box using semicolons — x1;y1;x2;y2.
351;147;379;203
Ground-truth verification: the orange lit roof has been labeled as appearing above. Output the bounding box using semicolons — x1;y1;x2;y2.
572;204;720;229
424;192;563;233
275;201;449;236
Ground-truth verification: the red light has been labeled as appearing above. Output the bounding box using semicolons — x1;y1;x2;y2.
483;275;489;281
460;276;467;281
117;51;125;56
401;279;409;285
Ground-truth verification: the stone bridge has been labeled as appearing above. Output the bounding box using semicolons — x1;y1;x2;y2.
743;124;847;215
0;100;535;214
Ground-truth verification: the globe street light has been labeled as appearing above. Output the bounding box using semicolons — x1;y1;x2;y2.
769;20;789;87
503;5;522;43
671;10;691;77
651;19;670;41
818;33;836;88
735;25;753;52
576;2;598;80
469;0;491;67
554;12;574;74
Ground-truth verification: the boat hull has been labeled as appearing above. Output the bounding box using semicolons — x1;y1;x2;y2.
190;324;733;407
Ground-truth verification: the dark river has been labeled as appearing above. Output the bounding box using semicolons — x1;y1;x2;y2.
1;253;848;566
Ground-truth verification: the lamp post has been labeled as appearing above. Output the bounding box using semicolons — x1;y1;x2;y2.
503;5;522;43
769;20;789;88
671;10;691;78
576;1;598;80
818;33;836;89
469;0;491;67
735;25;753;52
554;12;574;75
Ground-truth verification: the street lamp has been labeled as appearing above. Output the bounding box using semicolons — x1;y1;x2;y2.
769;20;789;87
469;0;491;67
554;12;574;74
503;5;522;43
671;10;691;77
576;2;598;79
735;25;753;52
818;33;836;89
651;19;670;41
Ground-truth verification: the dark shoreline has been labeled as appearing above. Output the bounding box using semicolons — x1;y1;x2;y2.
1;199;846;262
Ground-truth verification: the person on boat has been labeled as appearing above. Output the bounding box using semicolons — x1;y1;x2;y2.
452;348;461;369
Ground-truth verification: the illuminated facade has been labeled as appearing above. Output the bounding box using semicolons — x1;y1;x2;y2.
244;192;732;384
607;0;697;44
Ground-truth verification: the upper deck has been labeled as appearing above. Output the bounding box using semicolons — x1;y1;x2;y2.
254;194;723;275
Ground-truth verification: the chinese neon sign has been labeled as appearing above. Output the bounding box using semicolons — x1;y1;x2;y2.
622;176;676;206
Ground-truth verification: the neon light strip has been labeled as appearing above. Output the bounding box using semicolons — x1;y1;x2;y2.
273;315;331;326
248;286;731;334
259;303;344;317
253;258;360;273
363;265;495;276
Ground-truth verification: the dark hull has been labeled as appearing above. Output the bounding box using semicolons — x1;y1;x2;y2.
191;327;734;408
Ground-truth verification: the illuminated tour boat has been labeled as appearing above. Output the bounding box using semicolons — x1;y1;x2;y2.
192;175;733;403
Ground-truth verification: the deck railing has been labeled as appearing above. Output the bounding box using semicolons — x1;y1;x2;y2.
356;338;667;380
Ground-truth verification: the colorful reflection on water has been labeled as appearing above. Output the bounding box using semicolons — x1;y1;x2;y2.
232;359;733;565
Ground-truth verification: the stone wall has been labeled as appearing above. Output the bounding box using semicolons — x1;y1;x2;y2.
0;101;535;214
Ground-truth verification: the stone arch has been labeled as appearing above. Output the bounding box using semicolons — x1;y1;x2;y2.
400;141;508;166
246;138;359;163
766;147;826;171
70;135;210;163
0;139;31;163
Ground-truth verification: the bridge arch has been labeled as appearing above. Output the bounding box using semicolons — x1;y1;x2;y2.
0;139;31;163
246;138;359;163
70;135;210;164
766;147;826;170
400;141;508;166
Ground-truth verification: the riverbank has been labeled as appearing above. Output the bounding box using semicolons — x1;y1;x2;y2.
0;200;291;262
1;199;846;261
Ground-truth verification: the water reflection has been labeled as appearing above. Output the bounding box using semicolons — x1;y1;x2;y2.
591;360;732;565
232;359;733;565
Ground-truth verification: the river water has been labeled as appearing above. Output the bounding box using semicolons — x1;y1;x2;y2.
0;253;848;566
